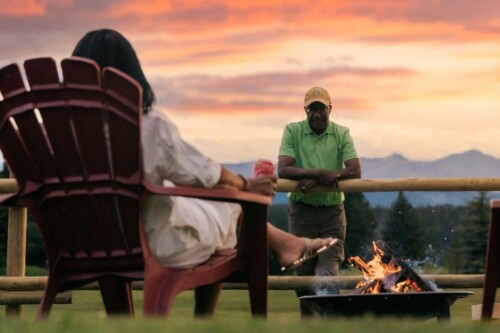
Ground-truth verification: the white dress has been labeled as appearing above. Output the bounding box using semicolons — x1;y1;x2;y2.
141;110;241;268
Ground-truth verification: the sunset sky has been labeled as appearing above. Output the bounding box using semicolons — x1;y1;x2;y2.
1;0;499;164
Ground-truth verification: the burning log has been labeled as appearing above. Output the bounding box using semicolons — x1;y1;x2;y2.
349;280;378;295
348;240;437;294
374;240;436;292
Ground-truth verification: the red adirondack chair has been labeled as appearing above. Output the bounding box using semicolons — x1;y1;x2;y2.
482;199;500;320
0;57;270;319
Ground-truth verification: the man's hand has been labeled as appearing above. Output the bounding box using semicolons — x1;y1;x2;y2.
295;178;319;194
316;170;339;189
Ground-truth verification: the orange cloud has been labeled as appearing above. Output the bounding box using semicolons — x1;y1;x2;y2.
1;0;47;16
102;0;500;43
106;0;174;18
2;1;499;45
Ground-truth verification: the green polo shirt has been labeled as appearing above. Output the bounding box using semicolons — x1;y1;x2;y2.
278;120;358;206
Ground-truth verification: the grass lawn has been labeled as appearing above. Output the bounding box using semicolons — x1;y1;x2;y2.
1;287;499;333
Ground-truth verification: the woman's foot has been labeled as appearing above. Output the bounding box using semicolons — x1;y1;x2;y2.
278;237;338;271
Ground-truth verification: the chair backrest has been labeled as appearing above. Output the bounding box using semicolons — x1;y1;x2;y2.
0;57;144;267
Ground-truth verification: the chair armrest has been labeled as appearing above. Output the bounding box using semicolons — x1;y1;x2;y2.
143;182;272;206
0;193;25;207
139;182;271;262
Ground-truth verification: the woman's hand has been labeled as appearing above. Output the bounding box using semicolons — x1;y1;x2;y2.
247;176;277;197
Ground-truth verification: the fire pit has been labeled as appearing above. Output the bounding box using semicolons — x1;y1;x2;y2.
300;291;473;321
299;240;473;321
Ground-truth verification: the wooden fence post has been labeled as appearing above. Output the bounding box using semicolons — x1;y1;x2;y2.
5;207;27;317
5;169;27;317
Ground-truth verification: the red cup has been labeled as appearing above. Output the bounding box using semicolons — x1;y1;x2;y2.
253;159;275;177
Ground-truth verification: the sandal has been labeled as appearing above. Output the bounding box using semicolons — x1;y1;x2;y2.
280;238;339;272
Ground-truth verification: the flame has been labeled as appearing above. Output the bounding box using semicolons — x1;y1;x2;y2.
348;241;423;294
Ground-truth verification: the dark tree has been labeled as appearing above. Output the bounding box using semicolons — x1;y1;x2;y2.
381;192;425;259
26;216;47;268
446;212;467;274
344;192;377;262
417;204;466;270
460;191;490;273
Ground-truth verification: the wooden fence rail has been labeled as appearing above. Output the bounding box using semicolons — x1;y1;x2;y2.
0;179;19;194
0;274;485;292
2;177;500;316
3;177;499;195
277;178;500;193
0;291;71;306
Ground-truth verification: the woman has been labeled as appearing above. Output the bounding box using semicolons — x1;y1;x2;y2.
71;29;335;271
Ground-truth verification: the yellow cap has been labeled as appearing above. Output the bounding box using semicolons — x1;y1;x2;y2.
304;86;331;107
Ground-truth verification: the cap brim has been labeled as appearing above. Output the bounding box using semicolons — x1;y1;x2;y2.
304;98;330;107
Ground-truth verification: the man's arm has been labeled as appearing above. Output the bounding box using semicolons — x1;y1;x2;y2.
278;155;319;180
339;158;361;180
278;156;361;181
278;155;361;191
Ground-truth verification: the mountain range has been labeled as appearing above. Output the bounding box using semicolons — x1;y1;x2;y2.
223;149;500;207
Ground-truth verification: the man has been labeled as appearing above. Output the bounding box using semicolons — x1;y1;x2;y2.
278;86;361;312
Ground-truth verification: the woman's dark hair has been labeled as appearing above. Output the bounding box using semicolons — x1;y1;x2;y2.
72;29;155;113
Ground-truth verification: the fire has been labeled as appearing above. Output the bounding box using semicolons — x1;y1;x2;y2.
348;241;427;294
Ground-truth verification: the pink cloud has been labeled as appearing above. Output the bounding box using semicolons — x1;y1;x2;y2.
1;0;47;16
151;65;413;113
1;0;499;43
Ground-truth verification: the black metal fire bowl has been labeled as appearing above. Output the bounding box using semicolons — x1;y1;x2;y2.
299;291;473;321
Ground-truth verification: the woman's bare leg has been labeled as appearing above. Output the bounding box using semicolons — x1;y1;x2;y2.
267;223;334;268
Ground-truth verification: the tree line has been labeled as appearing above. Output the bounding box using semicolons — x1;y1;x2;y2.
268;191;491;275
